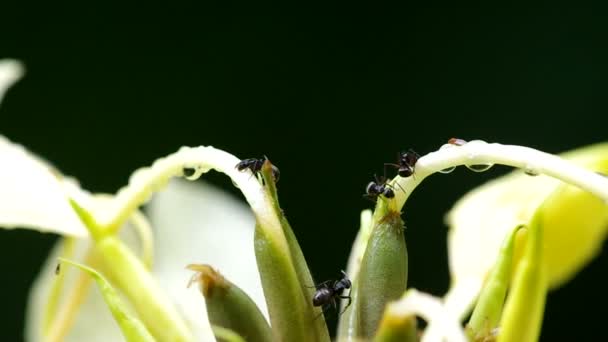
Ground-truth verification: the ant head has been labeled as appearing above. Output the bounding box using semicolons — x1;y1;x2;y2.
365;181;378;194
401;149;420;164
339;270;352;288
383;187;395;198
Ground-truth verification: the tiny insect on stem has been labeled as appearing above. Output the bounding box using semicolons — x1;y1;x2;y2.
311;271;353;320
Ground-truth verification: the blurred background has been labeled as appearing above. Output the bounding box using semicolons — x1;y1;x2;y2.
1;2;607;341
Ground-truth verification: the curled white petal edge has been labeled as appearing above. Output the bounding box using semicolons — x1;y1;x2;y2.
386;289;467;342
0;135;89;236
0;59;24;104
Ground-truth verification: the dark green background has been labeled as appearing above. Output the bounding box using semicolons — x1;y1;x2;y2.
1;2;607;341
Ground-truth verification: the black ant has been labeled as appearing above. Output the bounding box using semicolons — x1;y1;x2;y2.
312;270;352;318
364;174;403;202
385;149;420;178
235;156;280;183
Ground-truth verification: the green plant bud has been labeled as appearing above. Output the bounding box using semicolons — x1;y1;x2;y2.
337;209;373;341
254;161;330;342
355;210;408;338
373;309;417;342
498;211;546;342
467;225;522;341
211;325;247;342
187;264;272;342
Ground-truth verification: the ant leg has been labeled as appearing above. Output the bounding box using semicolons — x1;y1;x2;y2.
362;193;377;203
306;280;332;289
390;181;407;195
313;304;330;321
383;163;399;177
339;295;352;315
382;163;393;180
373;173;381;184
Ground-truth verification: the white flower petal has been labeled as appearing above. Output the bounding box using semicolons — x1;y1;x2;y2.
0;136;88;236
0;59;24;104
385;289;467;342
146;179;267;341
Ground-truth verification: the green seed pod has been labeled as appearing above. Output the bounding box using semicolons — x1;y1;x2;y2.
187;264;272;342
355;210;408;338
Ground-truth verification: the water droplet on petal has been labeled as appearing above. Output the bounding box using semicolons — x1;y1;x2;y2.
465;163;494;172
439;166;456;174
183;167;196;178
524;168;540;176
183;165;204;180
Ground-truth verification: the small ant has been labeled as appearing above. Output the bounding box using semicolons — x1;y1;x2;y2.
364;174;404;201
365;176;394;200
385;149;420;178
235;156;280;183
312;270;352;317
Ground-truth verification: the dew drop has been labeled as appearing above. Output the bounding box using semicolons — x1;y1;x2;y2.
183;167;196;178
524;168;540;176
183;166;203;180
438;166;456;174
465;163;494;172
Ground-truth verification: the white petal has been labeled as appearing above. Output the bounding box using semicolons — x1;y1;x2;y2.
386;289;467;342
0;59;24;104
146;179;267;341
0;136;88;236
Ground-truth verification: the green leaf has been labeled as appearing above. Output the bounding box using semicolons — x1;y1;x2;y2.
56;258;155;342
